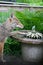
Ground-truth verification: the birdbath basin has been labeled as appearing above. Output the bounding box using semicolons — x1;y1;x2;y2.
12;30;43;62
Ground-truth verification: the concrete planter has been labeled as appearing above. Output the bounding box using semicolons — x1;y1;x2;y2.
12;30;43;62
21;41;43;62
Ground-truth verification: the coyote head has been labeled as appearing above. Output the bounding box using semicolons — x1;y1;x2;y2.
5;13;24;30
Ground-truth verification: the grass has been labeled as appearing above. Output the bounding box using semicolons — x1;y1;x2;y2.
15;9;43;33
16;0;42;3
16;0;43;6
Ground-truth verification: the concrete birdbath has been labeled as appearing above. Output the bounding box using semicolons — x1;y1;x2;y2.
12;26;43;62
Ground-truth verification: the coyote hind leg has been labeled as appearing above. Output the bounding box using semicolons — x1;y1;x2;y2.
0;42;6;62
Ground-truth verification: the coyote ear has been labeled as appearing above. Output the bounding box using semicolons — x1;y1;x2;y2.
10;13;14;18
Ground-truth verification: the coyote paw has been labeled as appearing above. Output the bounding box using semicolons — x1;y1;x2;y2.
2;59;6;62
1;58;6;62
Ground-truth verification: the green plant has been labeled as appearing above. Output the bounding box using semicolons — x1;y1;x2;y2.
15;9;43;33
16;0;43;6
16;0;42;3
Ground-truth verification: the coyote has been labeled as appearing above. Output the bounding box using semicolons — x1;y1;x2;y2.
0;13;24;62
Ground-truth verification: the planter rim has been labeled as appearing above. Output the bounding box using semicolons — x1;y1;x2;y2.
12;30;43;44
14;37;43;44
19;38;43;44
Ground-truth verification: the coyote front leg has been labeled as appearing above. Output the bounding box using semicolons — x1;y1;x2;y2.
0;42;6;62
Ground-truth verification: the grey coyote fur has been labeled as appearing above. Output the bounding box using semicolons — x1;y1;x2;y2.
0;13;24;62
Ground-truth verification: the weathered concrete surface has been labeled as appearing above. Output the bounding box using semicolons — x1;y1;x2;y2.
22;44;43;62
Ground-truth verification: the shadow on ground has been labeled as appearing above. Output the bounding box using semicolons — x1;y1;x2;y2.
0;55;43;65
